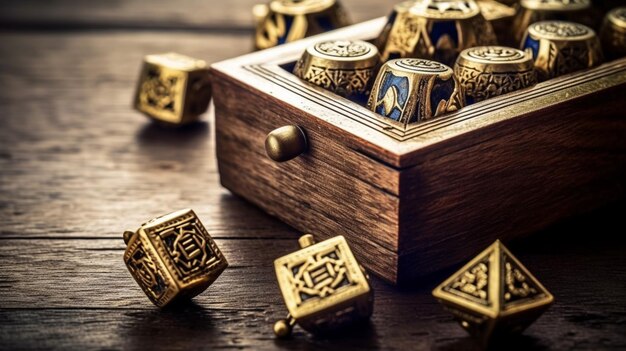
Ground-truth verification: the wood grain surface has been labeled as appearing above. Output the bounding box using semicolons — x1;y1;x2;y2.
1;1;625;350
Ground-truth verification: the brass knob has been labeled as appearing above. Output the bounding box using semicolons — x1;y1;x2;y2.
265;125;307;162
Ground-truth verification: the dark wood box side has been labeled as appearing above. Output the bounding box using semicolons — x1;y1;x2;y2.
212;74;405;282
395;84;626;283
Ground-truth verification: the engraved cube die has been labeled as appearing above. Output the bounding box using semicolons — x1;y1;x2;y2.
123;209;228;307
273;234;373;337
134;53;212;125
432;240;553;344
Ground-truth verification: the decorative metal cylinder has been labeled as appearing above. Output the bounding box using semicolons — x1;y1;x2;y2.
254;0;351;50
600;7;626;60
454;46;537;104
512;0;592;45
521;21;603;81
293;40;380;100
367;58;465;126
376;0;497;66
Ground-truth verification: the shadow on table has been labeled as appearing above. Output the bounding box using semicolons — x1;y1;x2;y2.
438;334;548;351
135;121;209;148
119;300;217;349
273;320;380;350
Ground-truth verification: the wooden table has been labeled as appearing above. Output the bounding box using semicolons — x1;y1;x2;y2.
0;1;625;349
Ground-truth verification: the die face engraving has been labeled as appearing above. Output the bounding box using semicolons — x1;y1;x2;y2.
124;235;178;307
158;219;217;278
144;210;227;288
433;240;553;342
275;236;370;320
313;40;372;58
444;258;491;306
137;65;186;123
287;243;355;305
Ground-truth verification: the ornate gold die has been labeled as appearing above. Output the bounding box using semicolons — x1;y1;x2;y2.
368;58;465;126
454;46;537;103
521;20;603;81
601;7;626;60
433;240;554;344
123;209;228;307
293;40;380;100
377;0;497;66
254;0;351;50
273;234;373;338
512;0;592;44
134;53;212;125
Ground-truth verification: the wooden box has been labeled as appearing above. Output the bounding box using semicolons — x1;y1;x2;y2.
211;17;626;285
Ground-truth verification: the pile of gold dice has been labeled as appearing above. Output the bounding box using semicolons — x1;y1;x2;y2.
124;208;551;344
280;0;626;126
126;0;626;346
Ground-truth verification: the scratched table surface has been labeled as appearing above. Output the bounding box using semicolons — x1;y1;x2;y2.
0;1;625;350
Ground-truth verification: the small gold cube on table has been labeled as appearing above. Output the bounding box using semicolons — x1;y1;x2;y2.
123;209;228;307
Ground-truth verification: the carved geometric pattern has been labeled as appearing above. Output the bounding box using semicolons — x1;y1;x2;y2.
124;238;170;305
299;64;373;95
314;40;372;58
139;67;179;113
444;259;490;305
434;240;553;315
455;64;537;102
521;0;590;11
158;219;216;279
531;21;590;39
283;244;355;306
145;211;225;285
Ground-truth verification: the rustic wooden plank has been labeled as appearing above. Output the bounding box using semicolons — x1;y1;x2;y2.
0;232;625;349
0;0;397;31
0;32;296;240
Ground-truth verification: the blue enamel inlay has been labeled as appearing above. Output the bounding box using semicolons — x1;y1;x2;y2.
278;14;294;45
522;35;540;59
375;72;410;121
315;15;335;32
430;77;455;115
430;21;459;47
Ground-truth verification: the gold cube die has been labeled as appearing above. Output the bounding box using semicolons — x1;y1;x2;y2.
433;240;553;344
273;234;373;337
123;209;228;307
134;53;212;125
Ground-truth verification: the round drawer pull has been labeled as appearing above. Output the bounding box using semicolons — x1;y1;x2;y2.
264;125;307;162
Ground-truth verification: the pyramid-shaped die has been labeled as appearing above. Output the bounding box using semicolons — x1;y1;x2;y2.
432;240;553;344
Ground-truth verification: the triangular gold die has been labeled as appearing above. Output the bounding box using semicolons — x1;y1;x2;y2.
433;240;554;341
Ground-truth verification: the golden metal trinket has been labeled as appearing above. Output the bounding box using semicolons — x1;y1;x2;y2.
601;7;626;60
512;0;592;44
368;58;465;125
433;240;553;345
123;209;228;307
521;20;603;81
293;40;380;100
454;46;537;103
134;53;212;125
377;0;497;66
273;234;373;338
254;0;351;50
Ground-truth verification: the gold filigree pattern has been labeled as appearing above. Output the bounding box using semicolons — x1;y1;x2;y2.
531;21;590;38
314;40;372;57
455;65;537;102
298;65;373;96
446;260;489;302
396;58;449;72
521;0;590;11
284;244;354;306
504;261;538;303
125;238;170;305
138;67;179;114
